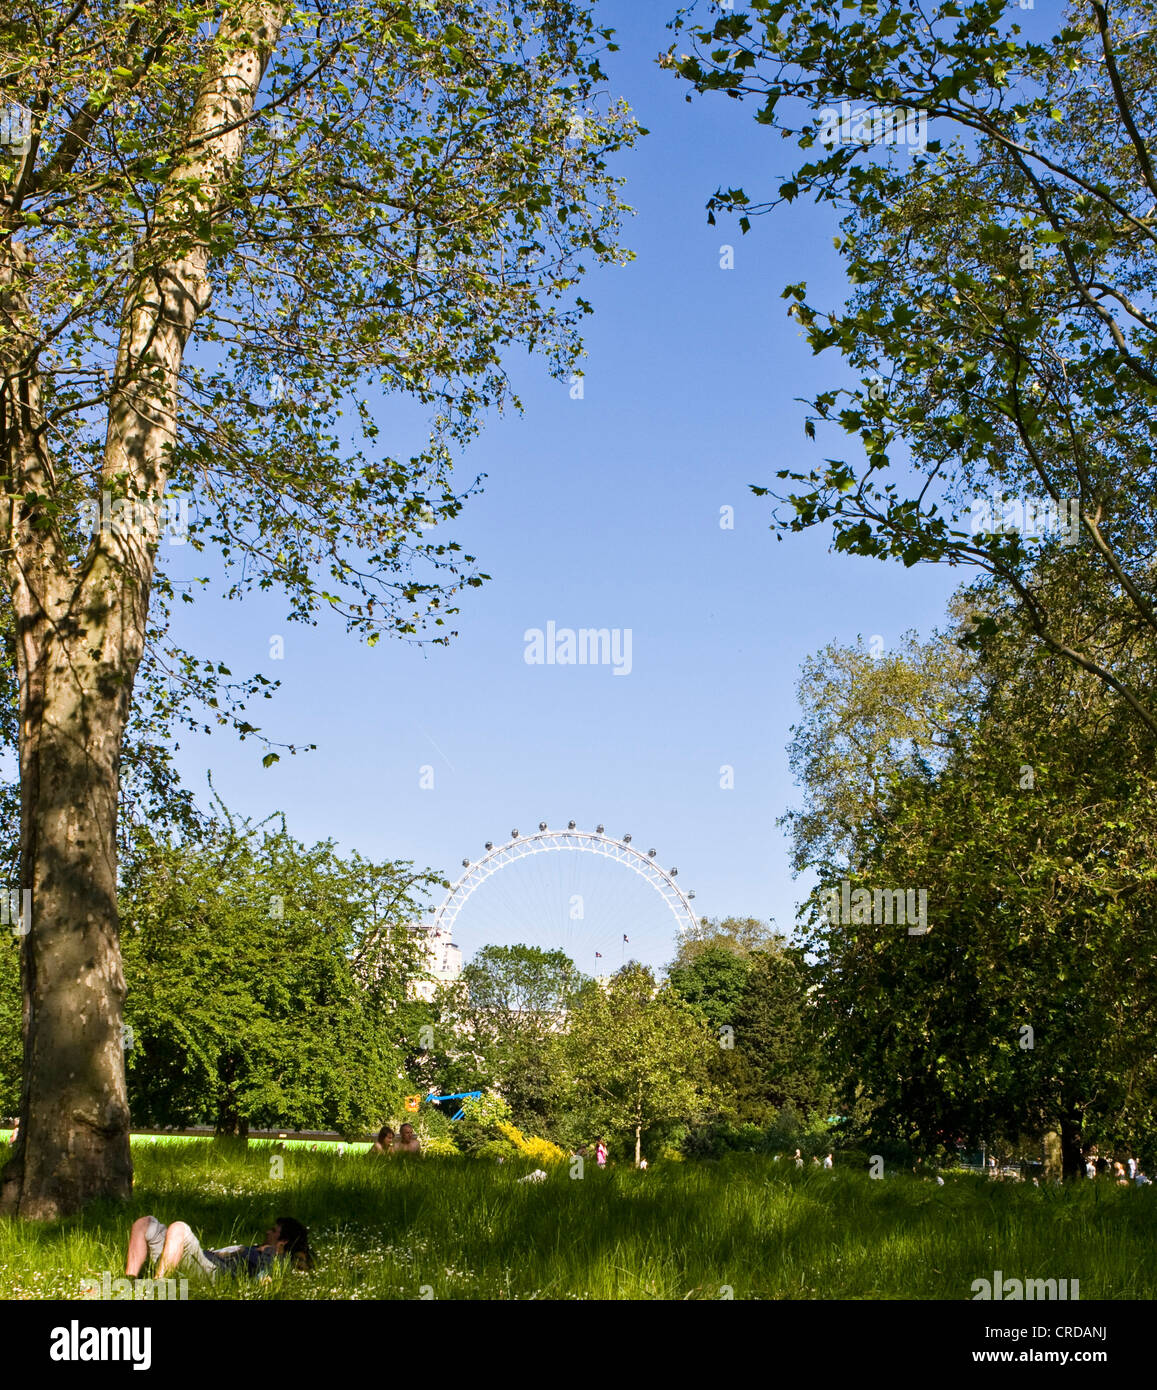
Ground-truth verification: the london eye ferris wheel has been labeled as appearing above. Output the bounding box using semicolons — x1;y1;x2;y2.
424;821;698;975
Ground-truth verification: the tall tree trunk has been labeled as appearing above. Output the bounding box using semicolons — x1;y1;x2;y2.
1059;1110;1084;1181
0;1;285;1218
215;1113;250;1141
215;1058;249;1139
0;561;142;1217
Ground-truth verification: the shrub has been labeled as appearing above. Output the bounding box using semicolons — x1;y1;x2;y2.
833;1148;873;1171
420;1135;461;1158
757;1104;833;1158
444;1093;566;1164
681;1121;766;1159
473;1138;519;1162
417;1105;457;1141
459;1093;513;1126
452;1093;513;1154
495;1121;567;1165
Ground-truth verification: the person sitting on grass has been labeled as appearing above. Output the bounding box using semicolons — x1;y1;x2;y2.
393;1122;422;1156
126;1214;313;1281
370;1126;395;1155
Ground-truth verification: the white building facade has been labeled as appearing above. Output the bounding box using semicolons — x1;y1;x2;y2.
411;925;463;1002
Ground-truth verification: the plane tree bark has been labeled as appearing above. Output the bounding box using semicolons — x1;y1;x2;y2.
0;0;636;1217
1;0;287;1220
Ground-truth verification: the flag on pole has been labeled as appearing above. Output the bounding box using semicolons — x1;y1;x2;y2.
594;951;602;958
623;934;629;943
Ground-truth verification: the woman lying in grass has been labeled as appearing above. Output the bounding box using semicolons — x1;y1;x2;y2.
126;1214;314;1280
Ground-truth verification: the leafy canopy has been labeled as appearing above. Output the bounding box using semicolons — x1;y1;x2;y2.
672;0;1157;732
2;0;641;747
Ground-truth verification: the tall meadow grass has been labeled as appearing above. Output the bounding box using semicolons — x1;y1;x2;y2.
1;1139;1152;1300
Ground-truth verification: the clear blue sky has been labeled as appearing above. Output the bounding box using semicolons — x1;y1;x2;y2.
167;0;966;974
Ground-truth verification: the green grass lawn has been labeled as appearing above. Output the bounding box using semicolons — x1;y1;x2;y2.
1;1139;1153;1300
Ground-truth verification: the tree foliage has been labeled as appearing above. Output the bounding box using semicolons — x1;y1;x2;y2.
435;943;585;1133
728;946;833;1125
667;944;753;1034
566;961;717;1163
669;914;780;966
788;605;1157;1173
673;0;1157;733
118;811;441;1136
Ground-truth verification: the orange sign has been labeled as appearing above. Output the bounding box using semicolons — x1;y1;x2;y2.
404;1094;421;1112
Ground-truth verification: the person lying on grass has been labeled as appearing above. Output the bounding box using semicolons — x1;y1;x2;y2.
126;1214;314;1281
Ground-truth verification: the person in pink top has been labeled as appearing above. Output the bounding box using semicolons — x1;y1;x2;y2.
595;1138;607;1168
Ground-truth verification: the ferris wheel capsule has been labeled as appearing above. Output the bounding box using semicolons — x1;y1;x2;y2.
539;821;547;831
623;833;631;843
568;820;576;830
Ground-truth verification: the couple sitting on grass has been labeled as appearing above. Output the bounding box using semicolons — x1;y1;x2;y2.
370;1122;421;1156
126;1214;314;1284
